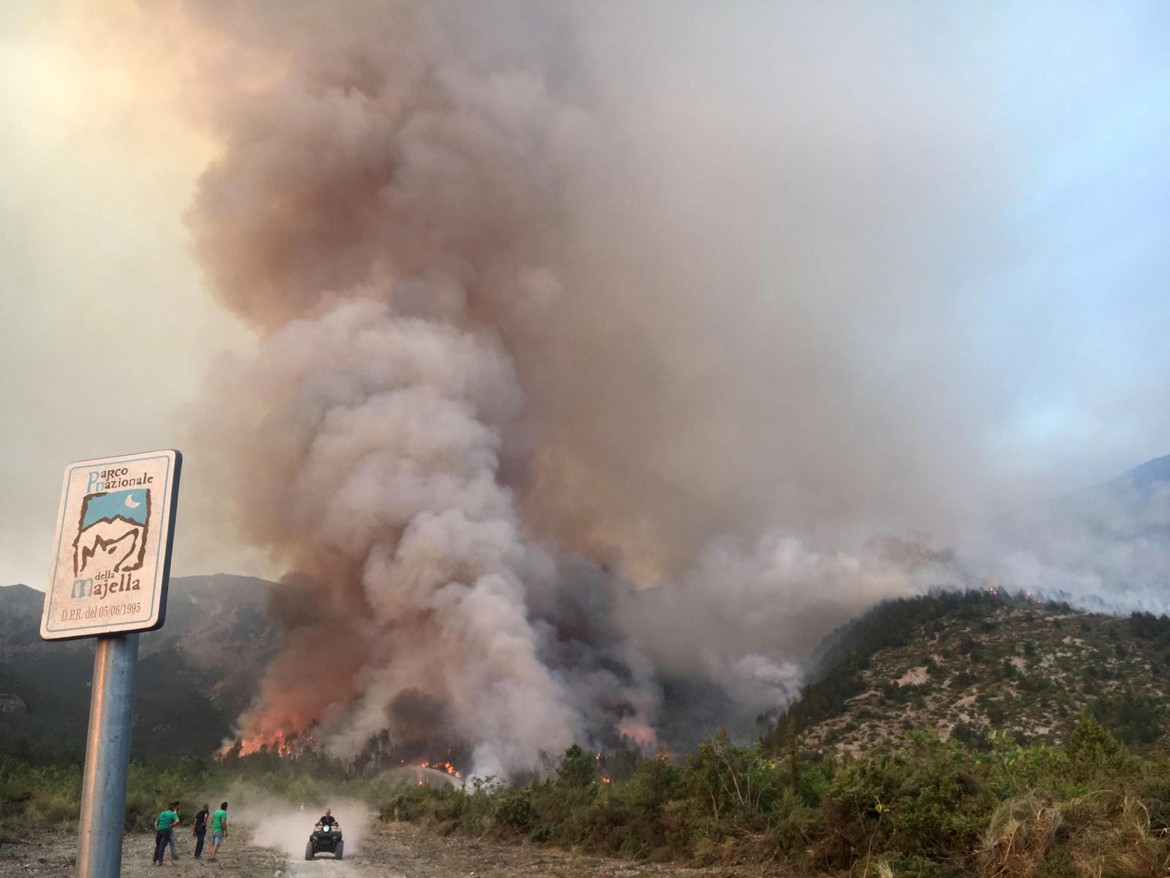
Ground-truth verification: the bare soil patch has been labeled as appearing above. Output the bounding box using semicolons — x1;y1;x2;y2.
0;824;788;878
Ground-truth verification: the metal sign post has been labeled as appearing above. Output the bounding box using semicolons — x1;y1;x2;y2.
40;450;181;878
77;634;139;878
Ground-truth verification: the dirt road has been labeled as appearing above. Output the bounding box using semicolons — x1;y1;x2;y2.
0;823;785;878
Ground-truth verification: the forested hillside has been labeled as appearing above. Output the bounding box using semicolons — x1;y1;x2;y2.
0;575;276;757
765;590;1170;754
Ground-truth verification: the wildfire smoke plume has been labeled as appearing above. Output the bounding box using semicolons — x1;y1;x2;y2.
176;3;671;778
166;0;974;774
100;0;1170;777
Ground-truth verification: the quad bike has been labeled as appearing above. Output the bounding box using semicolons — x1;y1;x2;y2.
305;821;343;860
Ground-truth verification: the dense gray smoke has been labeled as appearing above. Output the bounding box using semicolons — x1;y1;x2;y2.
167;1;1170;770
203;303;662;773
186;2;676;773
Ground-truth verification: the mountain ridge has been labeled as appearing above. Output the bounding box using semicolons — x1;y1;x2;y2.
0;574;277;758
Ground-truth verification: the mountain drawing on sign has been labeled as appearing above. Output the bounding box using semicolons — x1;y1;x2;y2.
72;489;151;575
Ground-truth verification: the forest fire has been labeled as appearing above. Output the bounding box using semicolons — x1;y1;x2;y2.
223;728;315;759
617;718;658;749
420;760;462;780
404;757;465;787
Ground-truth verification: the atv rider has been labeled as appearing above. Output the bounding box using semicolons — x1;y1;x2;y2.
307;807;343;861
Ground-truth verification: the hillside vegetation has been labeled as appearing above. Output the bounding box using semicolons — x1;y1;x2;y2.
382;715;1170;878
7;714;1170;878
766;590;1170;756
373;592;1170;877
0;575;275;757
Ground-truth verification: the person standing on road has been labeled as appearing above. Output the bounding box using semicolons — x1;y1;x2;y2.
192;803;210;860
167;803;182;861
153;801;181;866
207;802;229;862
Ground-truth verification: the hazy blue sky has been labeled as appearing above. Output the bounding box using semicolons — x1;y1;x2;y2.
3;1;1170;590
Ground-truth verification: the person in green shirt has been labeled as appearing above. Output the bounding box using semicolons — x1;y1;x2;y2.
208;802;228;862
153;801;181;865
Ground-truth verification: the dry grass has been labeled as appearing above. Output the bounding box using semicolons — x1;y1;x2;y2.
979;792;1170;878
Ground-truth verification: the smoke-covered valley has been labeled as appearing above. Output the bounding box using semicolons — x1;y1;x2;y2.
69;1;1170;777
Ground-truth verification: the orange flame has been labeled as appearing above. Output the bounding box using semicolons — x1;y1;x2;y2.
617;717;658;748
420;760;463;779
222;728;315;759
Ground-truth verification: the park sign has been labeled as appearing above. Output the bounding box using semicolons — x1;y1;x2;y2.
40;450;181;641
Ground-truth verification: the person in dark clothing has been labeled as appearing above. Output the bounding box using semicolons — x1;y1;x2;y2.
192;804;210;859
318;808;337;828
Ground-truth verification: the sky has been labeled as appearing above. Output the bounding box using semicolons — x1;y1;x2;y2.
0;1;261;586
3;0;1170;593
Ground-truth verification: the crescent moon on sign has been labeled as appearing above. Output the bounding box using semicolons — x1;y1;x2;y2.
125;494;141;508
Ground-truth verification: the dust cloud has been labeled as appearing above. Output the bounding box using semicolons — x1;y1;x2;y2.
232;794;372;860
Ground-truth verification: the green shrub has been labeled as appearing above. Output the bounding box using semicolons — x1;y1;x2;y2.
816;734;993;873
495;791;537;832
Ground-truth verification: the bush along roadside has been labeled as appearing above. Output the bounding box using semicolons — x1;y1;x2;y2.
381;714;1170;877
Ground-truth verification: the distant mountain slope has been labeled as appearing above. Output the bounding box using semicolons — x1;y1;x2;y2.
1104;453;1170;496
766;590;1170;755
0;574;278;758
1061;452;1170;519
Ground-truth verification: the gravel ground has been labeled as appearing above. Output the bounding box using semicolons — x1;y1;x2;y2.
0;824;789;878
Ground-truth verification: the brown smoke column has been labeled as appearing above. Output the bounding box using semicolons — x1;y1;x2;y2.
167;1;1119;768
183;3;675;774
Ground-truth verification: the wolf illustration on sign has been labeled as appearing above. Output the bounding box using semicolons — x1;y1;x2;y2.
72;489;151;576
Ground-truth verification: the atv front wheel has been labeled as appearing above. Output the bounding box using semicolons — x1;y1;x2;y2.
305;842;314;860
334;841;343;860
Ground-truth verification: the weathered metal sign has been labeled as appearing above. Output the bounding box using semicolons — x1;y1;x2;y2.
40;450;181;640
